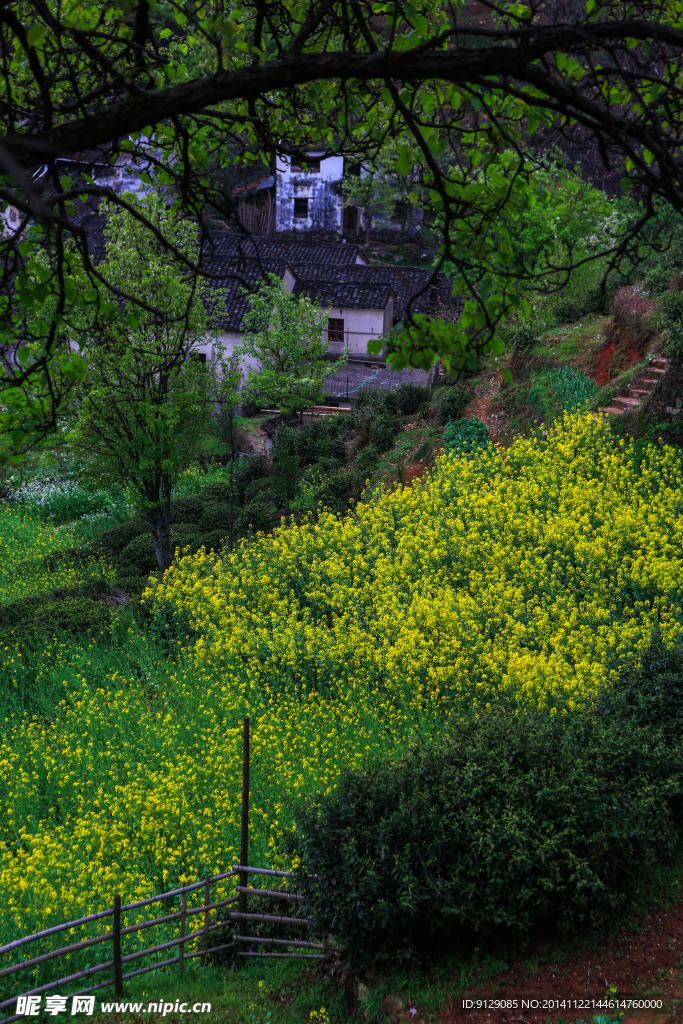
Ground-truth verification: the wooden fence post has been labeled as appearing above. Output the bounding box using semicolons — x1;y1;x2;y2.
239;716;250;962
113;894;123;997
178;889;187;976
201;876;211;966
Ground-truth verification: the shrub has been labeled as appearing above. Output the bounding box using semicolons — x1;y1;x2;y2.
658;290;683;355
503;315;543;352
243;477;280;505
369;413;402;453
96;517;148;558
240;397;262;417
600;636;683;748
353;446;379;478
393;383;430;416
431;380;471;424
0;595;113;644
313;468;366;515
290;703;683;968
272;417;353;470
200;501;229;532
238;495;279;535
121;524;199;573
169;496;204;525
443;416;491;456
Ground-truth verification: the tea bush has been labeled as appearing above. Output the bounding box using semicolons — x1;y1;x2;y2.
290;700;683;968
430;381;471;424
368;412;402;453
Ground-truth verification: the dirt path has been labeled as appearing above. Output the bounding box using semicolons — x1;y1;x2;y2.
436;898;683;1024
462;370;505;448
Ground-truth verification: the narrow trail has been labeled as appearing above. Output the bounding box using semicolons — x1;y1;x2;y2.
434;897;683;1024
461;370;505;447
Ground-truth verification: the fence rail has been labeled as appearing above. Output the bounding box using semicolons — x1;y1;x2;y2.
1;717;339;1024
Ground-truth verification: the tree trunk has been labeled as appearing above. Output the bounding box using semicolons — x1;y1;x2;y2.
365;211;372;245
148;496;172;571
229;452;234;554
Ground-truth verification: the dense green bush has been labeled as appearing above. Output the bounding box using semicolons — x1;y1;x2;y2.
200;501;229;532
600;637;683;748
0;594;113;644
290;702;683;968
243;476;280;505
169;496;204;525
273;416;354;470
96;516;149;558
657;290;683;354
312;467;366;515
392;383;430;416
121;524;202;573
368;412;402;453
443;416;492;456
430;381;471;424
502;314;543;352
353;446;379;478
238;495;279;535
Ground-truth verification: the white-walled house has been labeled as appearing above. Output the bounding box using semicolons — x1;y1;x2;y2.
275;153;346;235
293;280;394;358
273;152;423;241
198;234;460;379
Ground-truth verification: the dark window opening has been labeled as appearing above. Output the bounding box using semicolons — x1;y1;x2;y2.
291;158;321;173
293;197;309;220
343;205;359;235
191;351;207;364
347;162;361;177
328;318;345;342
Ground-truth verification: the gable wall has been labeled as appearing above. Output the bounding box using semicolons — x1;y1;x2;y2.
275;155;344;234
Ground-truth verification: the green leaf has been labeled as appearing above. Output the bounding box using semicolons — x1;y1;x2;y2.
26;22;47;47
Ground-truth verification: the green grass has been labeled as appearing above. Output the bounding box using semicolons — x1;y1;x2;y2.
533;314;610;363
97;961;349;1024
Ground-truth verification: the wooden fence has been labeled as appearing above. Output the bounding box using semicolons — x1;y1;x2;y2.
0;718;334;1023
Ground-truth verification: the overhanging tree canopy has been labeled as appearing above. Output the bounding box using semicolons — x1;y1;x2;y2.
2;0;683;446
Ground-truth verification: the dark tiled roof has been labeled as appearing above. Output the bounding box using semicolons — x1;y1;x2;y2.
293;279;394;310
288;263;459;322
204;258;289;331
75;219;457;332
205;233;365;266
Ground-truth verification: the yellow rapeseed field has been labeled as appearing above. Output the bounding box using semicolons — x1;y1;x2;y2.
2;412;683;959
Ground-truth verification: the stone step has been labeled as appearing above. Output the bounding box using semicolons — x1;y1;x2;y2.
647;365;667;374
599;405;625;415
651;358;668;370
612;395;641;410
640;378;661;387
627;388;651;397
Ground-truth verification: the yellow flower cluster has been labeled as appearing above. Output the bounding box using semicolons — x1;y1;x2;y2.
1;413;683;966
0;508;112;604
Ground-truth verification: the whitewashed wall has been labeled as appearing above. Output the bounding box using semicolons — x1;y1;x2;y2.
275;154;344;234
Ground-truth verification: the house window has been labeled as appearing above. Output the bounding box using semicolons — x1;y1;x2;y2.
293;197;309;220
190;351;207;364
328;317;345;342
291;158;320;173
343;205;359;236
